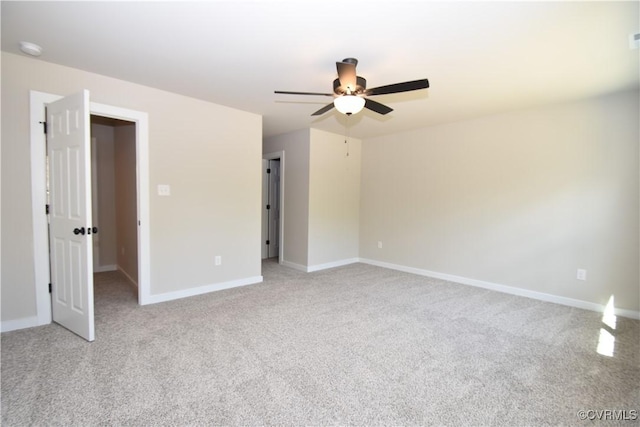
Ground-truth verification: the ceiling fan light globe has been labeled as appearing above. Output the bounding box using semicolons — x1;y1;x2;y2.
334;95;365;115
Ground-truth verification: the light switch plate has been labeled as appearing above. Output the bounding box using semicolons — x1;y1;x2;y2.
577;269;587;281
157;184;171;196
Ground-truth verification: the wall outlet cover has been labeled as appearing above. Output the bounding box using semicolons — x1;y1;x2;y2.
157;184;171;196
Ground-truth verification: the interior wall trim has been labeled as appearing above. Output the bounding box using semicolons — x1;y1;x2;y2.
359;258;640;320
1;316;40;333
307;258;360;273
144;276;264;305
280;260;308;272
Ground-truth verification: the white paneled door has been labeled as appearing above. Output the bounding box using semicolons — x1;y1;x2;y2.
48;90;95;342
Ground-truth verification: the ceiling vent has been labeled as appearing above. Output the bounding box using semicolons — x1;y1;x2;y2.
630;32;640;50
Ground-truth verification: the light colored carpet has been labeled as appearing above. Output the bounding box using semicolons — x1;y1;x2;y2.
1;260;638;426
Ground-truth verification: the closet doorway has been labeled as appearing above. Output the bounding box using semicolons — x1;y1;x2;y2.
90;116;138;289
262;152;284;261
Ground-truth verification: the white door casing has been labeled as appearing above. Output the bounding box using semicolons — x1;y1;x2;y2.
47;90;95;342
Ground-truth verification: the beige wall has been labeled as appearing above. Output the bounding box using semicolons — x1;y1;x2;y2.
1;52;262;323
1;49;636;326
1;62;37;321
308;129;361;267
263;128;362;270
360;90;639;312
263;129;310;267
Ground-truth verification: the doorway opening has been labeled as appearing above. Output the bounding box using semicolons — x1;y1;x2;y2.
262;151;285;263
90;116;139;300
263;159;280;259
30;90;151;331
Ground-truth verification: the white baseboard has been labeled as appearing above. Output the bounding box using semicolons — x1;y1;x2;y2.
359;258;640;320
1;315;39;333
281;258;360;273
307;258;360;272
614;307;640;320
144;276;263;305
281;260;308;272
93;264;117;273
118;266;138;288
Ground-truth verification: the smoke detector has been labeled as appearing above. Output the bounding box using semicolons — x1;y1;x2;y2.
19;41;43;57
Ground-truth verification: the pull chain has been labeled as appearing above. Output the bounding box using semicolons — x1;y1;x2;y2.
344;114;350;157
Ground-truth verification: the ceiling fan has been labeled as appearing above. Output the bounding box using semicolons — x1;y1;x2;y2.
275;58;429;116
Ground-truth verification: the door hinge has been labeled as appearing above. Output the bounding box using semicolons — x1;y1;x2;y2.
48;283;52;294
40;121;47;134
45;204;50;215
266;168;271;174
266;240;270;245
266;204;270;210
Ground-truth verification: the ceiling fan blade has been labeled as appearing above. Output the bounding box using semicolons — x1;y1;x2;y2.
311;102;335;116
336;61;357;92
275;90;334;96
364;98;393;115
365;79;430;96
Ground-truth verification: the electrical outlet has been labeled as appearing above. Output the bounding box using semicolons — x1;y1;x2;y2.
577;269;587;281
377;241;383;249
215;256;222;266
157;184;171;196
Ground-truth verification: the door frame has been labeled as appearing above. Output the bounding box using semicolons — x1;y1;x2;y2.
262;151;285;264
30;90;151;327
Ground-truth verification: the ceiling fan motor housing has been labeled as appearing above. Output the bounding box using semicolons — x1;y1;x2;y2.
333;76;367;95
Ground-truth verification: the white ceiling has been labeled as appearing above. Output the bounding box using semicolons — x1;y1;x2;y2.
2;1;638;139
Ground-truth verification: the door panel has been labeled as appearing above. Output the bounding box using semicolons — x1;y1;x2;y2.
48;90;95;342
52;237;67;303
